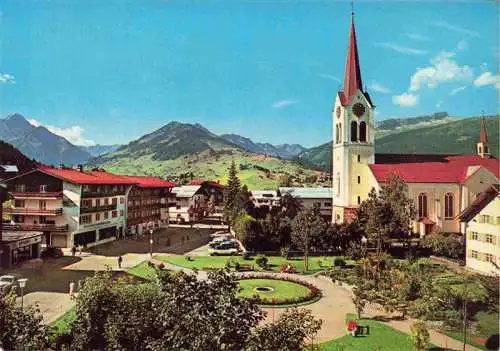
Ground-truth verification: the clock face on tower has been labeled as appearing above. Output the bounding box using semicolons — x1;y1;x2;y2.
336;106;341;119
352;103;365;118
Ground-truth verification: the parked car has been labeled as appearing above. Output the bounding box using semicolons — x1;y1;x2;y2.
40;246;64;259
209;236;233;248
0;275;19;296
208;242;239;256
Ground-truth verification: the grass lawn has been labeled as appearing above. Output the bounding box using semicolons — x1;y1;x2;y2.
318;314;436;351
158;255;342;274
441;311;499;350
50;307;76;338
127;262;159;281
237;278;310;302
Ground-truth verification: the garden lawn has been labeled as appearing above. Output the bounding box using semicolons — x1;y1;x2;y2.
318;314;436;351
237;279;310;302
50;307;76;338
158;255;343;274
127;262;159;281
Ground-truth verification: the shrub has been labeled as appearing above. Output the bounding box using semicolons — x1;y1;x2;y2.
334;257;346;267
410;321;430;351
255;255;268;269
234;262;241;271
242;252;252;260
156;263;165;270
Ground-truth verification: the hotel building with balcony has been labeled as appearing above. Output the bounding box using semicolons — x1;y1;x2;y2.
2;166;136;248
122;176;176;235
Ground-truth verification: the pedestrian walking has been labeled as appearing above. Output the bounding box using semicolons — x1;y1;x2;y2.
118;255;123;269
71;245;76;257
69;281;75;300
78;245;82;255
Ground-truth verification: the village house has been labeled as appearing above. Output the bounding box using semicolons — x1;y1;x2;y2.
459;184;500;275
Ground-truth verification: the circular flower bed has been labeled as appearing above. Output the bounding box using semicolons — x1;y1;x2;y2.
237;275;321;306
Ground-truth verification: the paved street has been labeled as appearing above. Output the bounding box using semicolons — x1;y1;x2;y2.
16;292;75;324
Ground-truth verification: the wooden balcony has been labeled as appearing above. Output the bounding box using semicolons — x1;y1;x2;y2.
10;191;63;199
3;223;69;232
81;190;124;198
80;204;117;214
3;207;63;216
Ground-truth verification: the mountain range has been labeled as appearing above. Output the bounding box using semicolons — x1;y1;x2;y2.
220;134;306;159
296;113;499;170
1;112;498;183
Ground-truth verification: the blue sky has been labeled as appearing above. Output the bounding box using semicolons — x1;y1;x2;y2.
0;0;498;147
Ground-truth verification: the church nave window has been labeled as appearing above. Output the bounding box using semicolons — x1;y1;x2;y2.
418;193;428;218
357;176;361;184
444;193;454;219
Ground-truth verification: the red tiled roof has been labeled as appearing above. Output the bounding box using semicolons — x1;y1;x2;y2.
122;175;176;188
38;167;137;185
459;184;499;222
369;154;500;183
342;17;363;105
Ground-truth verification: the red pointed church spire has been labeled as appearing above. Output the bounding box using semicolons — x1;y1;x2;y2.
343;14;364;104
480;116;488;144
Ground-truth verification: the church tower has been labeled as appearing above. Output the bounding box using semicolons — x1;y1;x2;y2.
332;12;376;223
476;117;491;159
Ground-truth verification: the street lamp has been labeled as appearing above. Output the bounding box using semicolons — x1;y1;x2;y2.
149;229;153;258
17;278;28;311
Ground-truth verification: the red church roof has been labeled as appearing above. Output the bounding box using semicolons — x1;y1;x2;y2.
342;17;363;104
38;166;137;185
369;155;500;183
122;175;176;188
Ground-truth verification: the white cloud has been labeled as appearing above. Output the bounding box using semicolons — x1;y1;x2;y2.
0;73;15;84
271;99;298;109
368;81;390;93
28;119;96;146
374;42;428;55
474;72;500;89
449;86;467;96
404;33;430;42
432;21;480;37
392;92;419;107
320;74;341;82
409;51;473;92
456;40;469;51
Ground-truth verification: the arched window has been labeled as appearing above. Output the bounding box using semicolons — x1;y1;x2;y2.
359;121;367;142
350;121;358;142
339;124;342;143
335;124;339;144
418;193;428;218
444;193;454;219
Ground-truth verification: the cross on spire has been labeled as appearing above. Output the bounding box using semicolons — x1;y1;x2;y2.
351;0;355;17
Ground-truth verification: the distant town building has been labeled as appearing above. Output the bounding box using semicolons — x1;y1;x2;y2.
279;187;333;221
251;190;280;208
459;184;500;275
170;181;225;223
331;12;499;236
0;165;19;181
